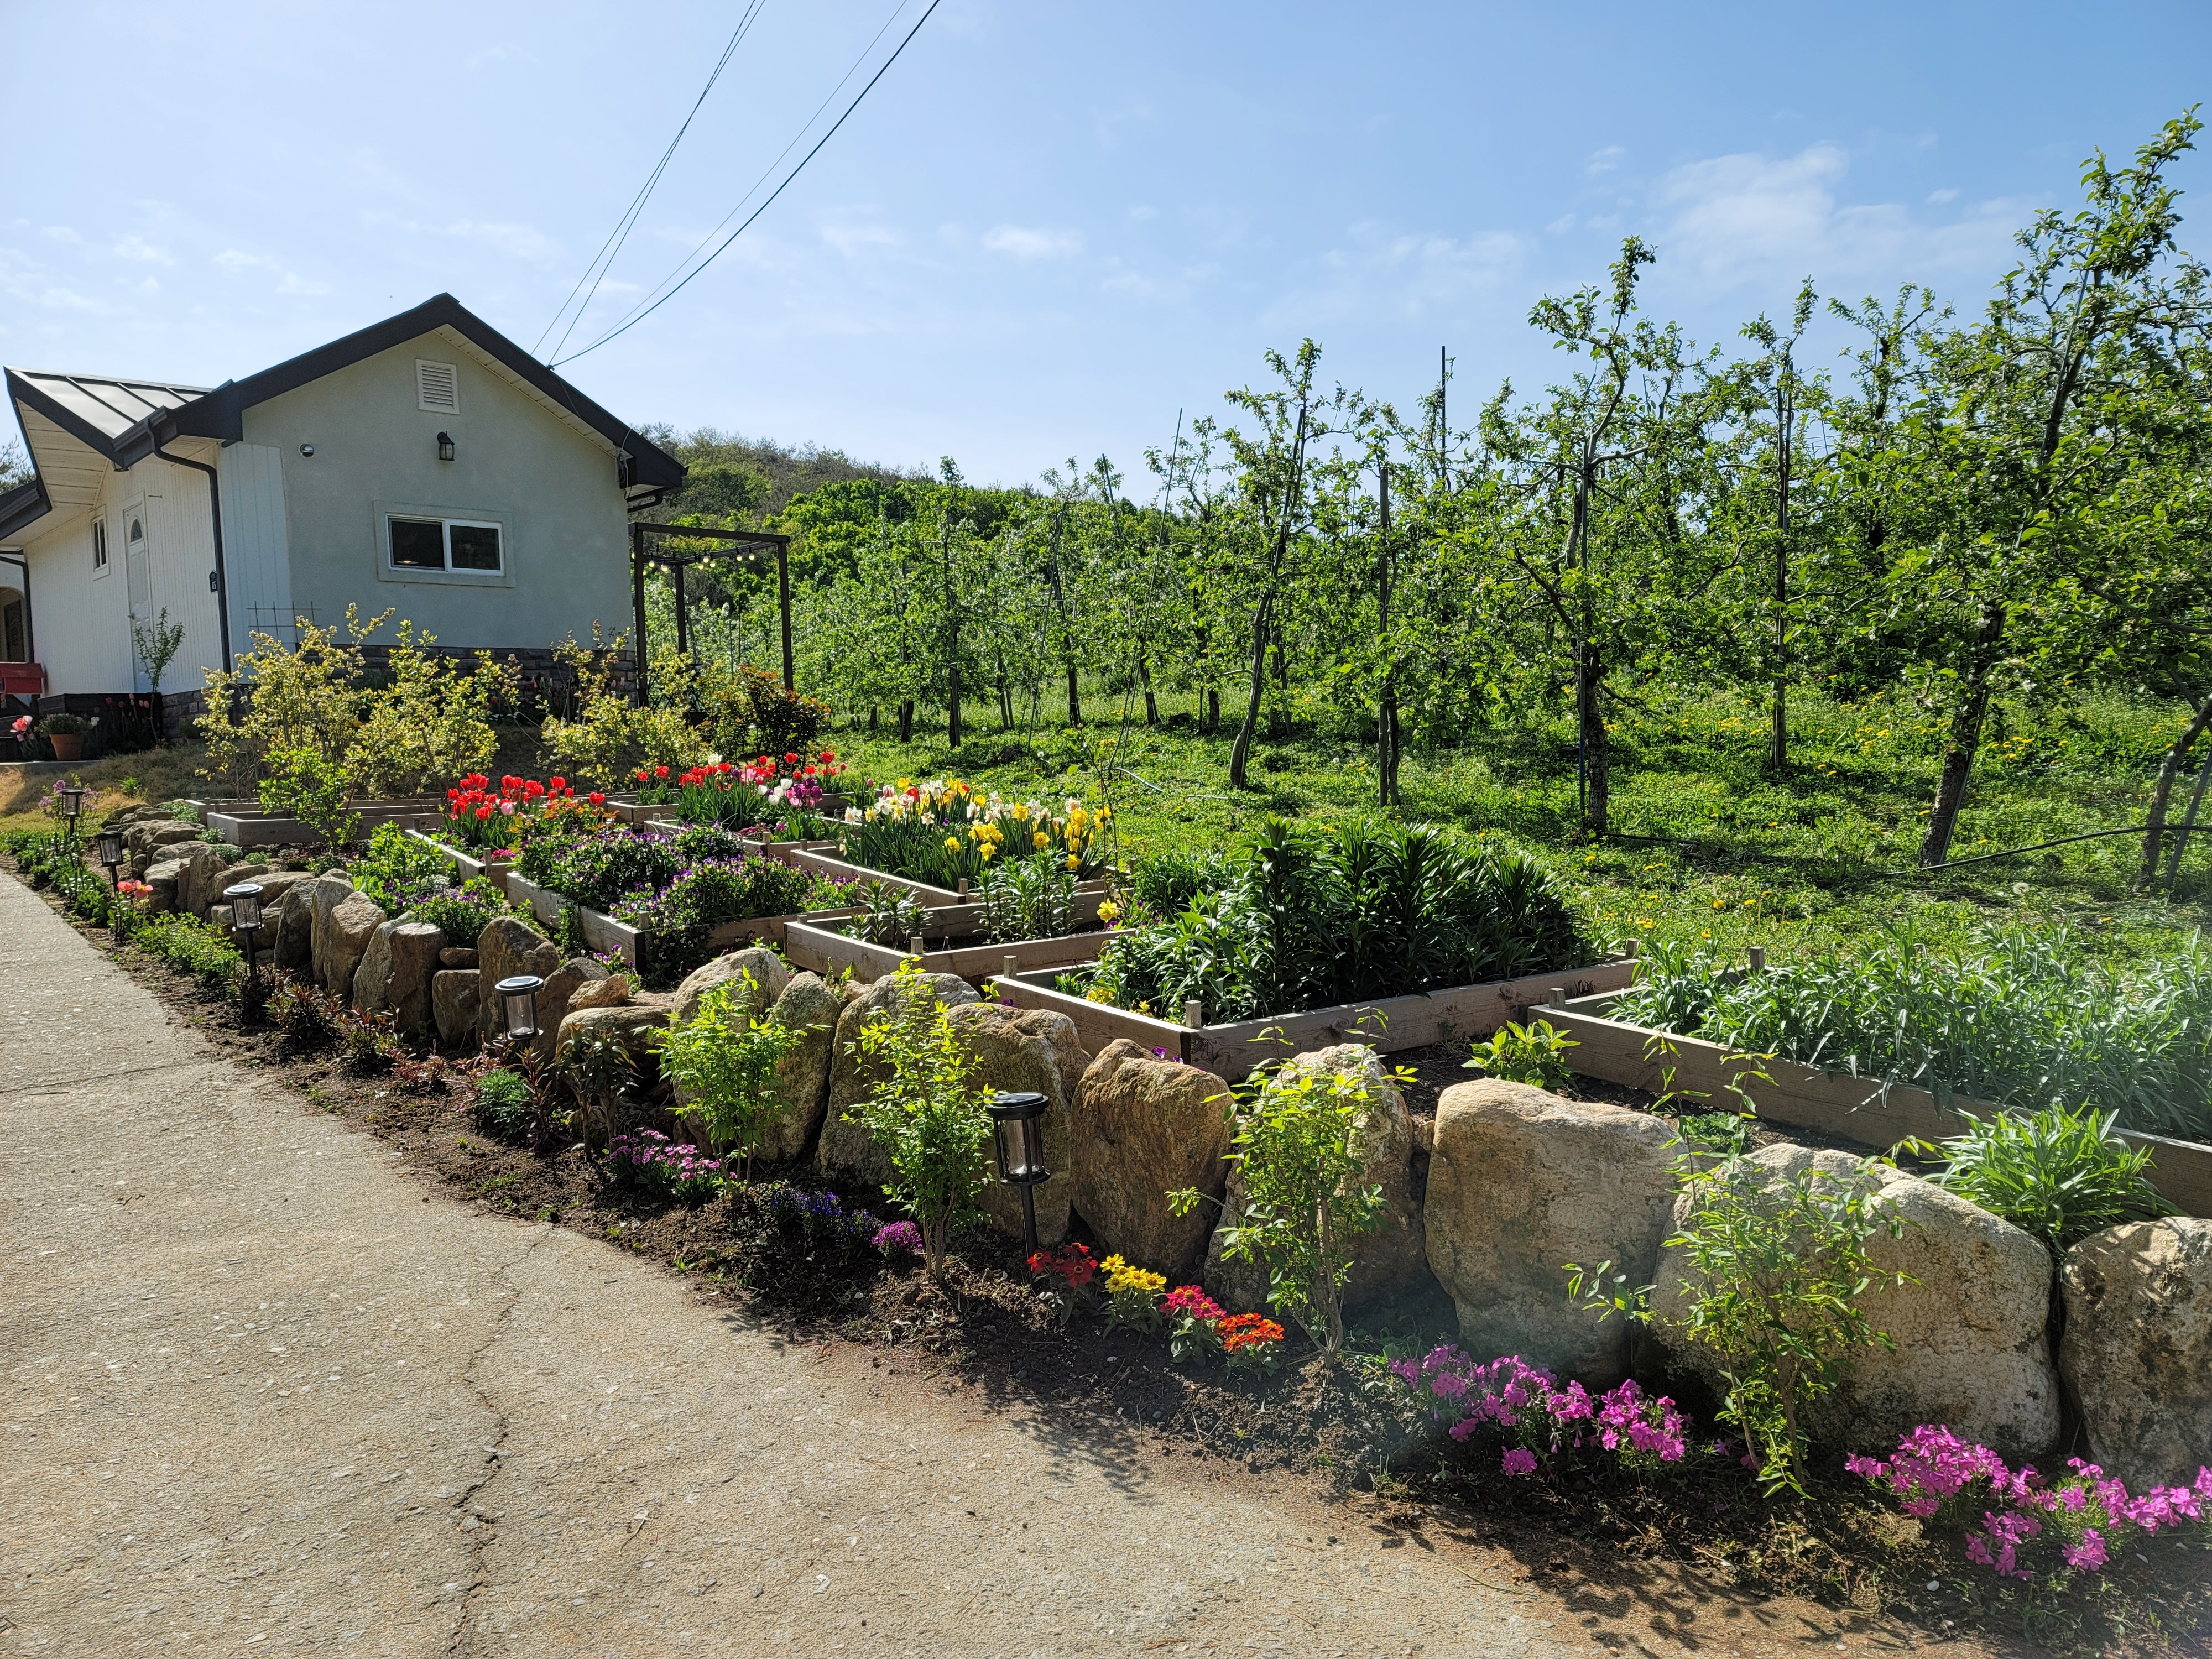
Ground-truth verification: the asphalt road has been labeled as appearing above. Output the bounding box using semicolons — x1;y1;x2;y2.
1;870;1882;1658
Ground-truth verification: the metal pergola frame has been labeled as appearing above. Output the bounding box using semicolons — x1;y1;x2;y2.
628;521;794;706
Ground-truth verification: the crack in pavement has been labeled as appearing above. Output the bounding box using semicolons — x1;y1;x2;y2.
445;1222;554;1659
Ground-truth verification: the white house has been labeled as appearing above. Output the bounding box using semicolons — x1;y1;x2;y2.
0;294;684;721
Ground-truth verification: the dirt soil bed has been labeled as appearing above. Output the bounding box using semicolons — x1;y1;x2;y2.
15;862;2212;1656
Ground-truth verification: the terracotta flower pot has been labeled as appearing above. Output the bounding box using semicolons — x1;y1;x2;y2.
48;734;83;761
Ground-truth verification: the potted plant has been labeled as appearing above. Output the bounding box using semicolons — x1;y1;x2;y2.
38;711;95;761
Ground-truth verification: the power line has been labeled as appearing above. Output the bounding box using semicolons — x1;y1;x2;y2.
553;0;940;368
534;1;768;362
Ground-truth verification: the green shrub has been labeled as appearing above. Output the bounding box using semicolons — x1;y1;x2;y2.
473;1068;537;1141
1932;1104;2177;1253
1463;1018;1579;1092
406;879;508;951
131;914;244;989
1094;817;1590;1022
848;961;994;1276
1170;1052;1393;1356
349;822;457;912
656;973;810;1179
1128;849;1233;917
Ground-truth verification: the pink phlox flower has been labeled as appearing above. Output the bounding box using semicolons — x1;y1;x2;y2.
2063;1528;2107;1573
1500;1447;1537;1478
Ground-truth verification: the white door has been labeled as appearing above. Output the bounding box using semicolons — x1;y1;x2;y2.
124;504;153;620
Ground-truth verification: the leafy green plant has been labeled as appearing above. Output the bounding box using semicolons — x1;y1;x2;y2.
132;607;186;718
473;1068;537;1142
1617;928;2212;1140
129;913;245;990
553;1023;635;1151
349;822;459;913
1128;849;1233;917
978;855;1079;943
263;752;363;858
1676;1111;1755;1155
1653;1150;1911;1496
1170;1055;1393;1355
656;973;810;1180
1463;1018;1579;1092
1931;1104;2177;1253
848;960;994;1275
268;974;340;1046
1095;817;1591;1022
406;880;508;951
845;880;930;946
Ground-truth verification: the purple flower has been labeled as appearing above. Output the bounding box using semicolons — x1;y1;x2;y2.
1500;1447;1537;1477
873;1220;923;1255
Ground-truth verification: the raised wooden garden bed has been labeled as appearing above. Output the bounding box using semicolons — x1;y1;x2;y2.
784;894;1120;985
988;954;1641;1084
781;845;1115;908
189;796;444;848
1534;987;2212;1218
502;869;838;972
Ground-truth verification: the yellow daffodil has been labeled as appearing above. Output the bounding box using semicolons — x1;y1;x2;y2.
1011;802;1030;822
943;836;961;854
1066;855;1080;870
1032;831;1048;849
979;844;995;862
1096;899;1121;925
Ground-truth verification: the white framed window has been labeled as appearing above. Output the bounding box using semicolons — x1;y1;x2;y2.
90;515;109;576
415;359;460;414
386;514;503;575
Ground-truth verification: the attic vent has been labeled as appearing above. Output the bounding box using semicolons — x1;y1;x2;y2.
415;359;460;414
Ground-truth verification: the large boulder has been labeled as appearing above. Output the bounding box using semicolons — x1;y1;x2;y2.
2060;1219;2212;1487
432;969;481;1048
306;874;358;984
1071;1040;1230;1279
671;946;791;1027
817;972;980;1191
173;842;231;919
567;972;632;1013
533;958;612;1058
1650;1144;2059;1457
124;820;201;860
1424;1081;1678;1385
1204;1046;1430;1316
317;893;387;998
753;972;852;1165
475;917;560;1039
141;857;186;915
557;1001;671;1053
247;869;312;912
352;919;448;1037
946;1002;1089;1248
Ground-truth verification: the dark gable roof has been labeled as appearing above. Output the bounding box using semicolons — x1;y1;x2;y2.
120;294;684;488
0;476;49;542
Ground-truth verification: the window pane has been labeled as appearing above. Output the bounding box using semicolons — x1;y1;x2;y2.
389;518;445;568
448;523;501;571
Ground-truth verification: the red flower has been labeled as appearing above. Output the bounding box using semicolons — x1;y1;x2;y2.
549;776;566;790
588;791;606;806
655;764;671;779
1218;1313;1285;1352
475;804;494;821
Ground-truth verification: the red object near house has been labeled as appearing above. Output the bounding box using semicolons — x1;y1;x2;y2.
0;664;45;696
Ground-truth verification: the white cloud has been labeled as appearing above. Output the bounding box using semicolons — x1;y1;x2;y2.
1585;145;1625;176
113;234;173;265
442;220;560;264
40;226;81;244
821;222;898;258
1651;142;2028;289
212;248;332;296
1258;222;1527;329
1927;187;1960;204
1546;213;1577;235
981;225;1082;260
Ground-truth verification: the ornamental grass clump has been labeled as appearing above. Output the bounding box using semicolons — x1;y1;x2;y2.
1171;1054;1393;1356
849;961;994;1276
1849;1426;2212;1587
1094;817;1591;1022
1616;926;2212;1140
656;972;810;1181
1390;1347;1690;1478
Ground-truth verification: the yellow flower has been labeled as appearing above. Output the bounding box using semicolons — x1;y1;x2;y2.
1032;831;1048;850
944;836;961;854
1011;802;1030;822
1096;899;1120;925
1100;1254;1126;1276
1066;855;1080;870
979;844;995;862
1097;806;1111;823
1085;985;1114;1004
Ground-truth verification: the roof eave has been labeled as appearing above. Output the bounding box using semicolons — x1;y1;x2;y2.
0;476;51;541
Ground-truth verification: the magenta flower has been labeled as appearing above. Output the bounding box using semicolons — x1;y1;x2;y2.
1500;1447;1537;1477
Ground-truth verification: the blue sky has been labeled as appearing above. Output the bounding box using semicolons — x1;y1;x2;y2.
6;2;2208;487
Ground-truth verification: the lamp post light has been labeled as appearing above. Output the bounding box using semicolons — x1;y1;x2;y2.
55;782;88;843
985;1089;1051;1256
94;827;126;890
224;881;267;1003
496;974;545;1048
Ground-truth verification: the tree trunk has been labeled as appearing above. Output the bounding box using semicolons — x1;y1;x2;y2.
898;700;914;744
1579;638;1609;833
1139;650;1158;726
1207;687;1220;733
2140;696;2212;885
1770;381;1792;774
1229;601;1274;790
868;704;879;733
2162;741;2212;890
1065;662;1082;727
1919;603;2006;866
